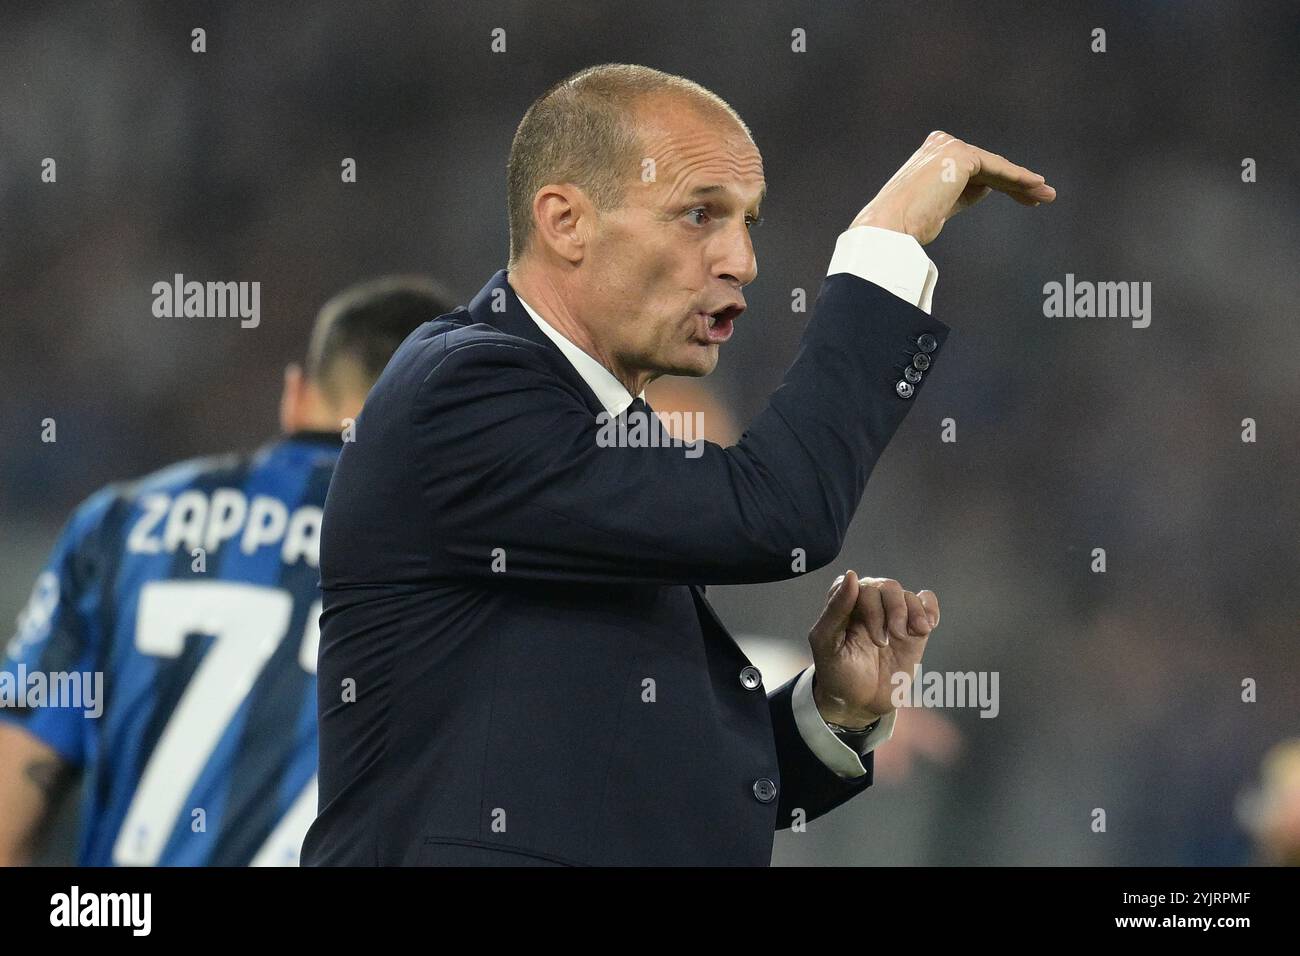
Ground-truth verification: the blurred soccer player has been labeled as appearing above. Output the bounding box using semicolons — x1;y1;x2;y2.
0;276;452;866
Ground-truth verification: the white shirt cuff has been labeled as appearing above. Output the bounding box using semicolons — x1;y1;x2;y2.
791;665;897;779
826;225;938;314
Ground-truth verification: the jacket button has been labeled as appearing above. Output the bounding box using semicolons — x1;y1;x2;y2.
903;365;922;384
917;333;938;353
912;352;931;371
739;665;762;690
752;778;777;803
895;380;915;399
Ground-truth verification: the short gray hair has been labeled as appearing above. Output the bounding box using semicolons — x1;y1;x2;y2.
505;64;752;266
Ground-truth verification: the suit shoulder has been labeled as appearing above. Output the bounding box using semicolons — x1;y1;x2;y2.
385;311;549;376
414;320;563;392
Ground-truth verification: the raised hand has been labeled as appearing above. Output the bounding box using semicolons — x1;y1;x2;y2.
850;131;1056;246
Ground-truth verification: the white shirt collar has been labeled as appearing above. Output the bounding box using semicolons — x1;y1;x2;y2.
513;289;645;418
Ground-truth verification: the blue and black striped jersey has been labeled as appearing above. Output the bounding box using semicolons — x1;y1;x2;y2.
0;432;341;866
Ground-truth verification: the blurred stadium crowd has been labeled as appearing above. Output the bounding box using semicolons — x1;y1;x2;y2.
1;1;1296;864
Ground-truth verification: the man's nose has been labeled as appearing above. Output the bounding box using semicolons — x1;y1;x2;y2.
714;220;758;287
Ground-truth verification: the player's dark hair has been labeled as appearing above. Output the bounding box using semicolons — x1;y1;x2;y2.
305;275;455;401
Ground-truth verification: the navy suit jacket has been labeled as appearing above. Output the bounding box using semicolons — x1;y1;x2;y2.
301;269;949;866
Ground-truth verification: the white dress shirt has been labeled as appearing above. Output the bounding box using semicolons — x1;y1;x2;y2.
516;296;646;418
513;225;939;779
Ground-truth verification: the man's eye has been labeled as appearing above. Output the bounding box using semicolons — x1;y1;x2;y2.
685;208;763;228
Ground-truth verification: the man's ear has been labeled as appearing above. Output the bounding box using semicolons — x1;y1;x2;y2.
279;363;306;433
530;184;591;264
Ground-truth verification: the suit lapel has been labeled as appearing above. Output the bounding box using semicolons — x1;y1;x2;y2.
465;270;606;418
467;272;738;652
689;584;753;663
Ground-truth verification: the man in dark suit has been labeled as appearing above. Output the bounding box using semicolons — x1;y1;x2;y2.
302;64;1054;866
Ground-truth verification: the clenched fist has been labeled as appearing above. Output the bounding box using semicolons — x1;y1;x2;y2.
807;570;940;728
851;131;1056;246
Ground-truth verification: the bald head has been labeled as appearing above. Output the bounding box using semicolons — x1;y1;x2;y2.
506;64;753;266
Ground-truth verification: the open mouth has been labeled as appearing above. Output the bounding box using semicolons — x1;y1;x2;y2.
697;304;743;344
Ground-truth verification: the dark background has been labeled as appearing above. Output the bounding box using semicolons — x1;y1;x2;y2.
2;0;1296;865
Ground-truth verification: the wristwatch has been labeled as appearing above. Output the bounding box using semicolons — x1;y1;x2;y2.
827;717;882;755
825;718;880;734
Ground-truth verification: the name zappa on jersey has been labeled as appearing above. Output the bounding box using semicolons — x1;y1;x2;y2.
125;488;322;566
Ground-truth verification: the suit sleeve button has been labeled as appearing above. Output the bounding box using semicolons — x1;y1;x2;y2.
895;380;915;399
912;352;931;371
916;333;938;353
903;365;922;384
